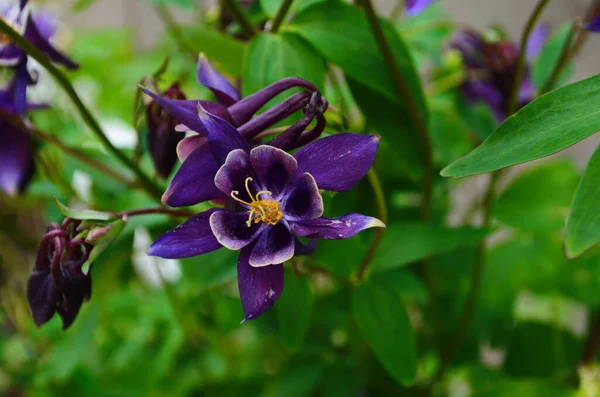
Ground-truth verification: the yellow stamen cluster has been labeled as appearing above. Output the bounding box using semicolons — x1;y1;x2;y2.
231;177;283;227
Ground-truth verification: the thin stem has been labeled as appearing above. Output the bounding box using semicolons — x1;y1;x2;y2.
357;169;388;280
434;171;500;382
0;109;135;187
580;306;600;366
222;0;258;38
540;23;577;94
270;0;295;33
542;0;600;94
506;0;551;114
154;6;197;58
0;18;163;201
356;0;433;222
115;207;195;219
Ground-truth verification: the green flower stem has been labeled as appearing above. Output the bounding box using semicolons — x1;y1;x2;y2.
357;169;388;280
434;170;500;382
357;0;433;223
0;18;164;201
0;107;135;188
506;0;551;114
540;23;577;94
270;0;295;33
222;0;258;38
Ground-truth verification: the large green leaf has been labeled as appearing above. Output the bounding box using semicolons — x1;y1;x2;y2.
287;1;427;119
276;270;314;352
352;275;417;386
181;26;246;76
566;144;600;257
242;32;326;97
441;74;600;178
493;159;580;232
371;223;489;274
532;23;574;90
54;198;114;221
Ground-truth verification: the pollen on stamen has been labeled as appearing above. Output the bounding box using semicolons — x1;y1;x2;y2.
229;177;283;227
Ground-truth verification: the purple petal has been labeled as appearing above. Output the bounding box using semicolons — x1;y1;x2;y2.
0;44;23;66
197;54;240;106
229;77;319;126
250;145;297;200
582;15;600;32
291;213;385;240
238;245;284;321
406;0;432;16
177;135;206;161
24;15;78;70
140;87;249;165
214;149;258;202
248;221;295;267
147;208;222;259
162;141;224;207
57;267;92;330
0;123;34;196
282;172;323;221
26;270;58;327
526;22;549;60
209;210;264;250
294;133;380;192
31;11;57;40
449;30;486;69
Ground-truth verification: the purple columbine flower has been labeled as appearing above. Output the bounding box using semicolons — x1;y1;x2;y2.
406;0;433;17
146;107;383;321
27;219;94;330
450;24;548;122
0;65;46;195
0;0;78;69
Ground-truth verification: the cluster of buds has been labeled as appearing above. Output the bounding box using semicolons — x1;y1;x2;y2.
26;218;110;330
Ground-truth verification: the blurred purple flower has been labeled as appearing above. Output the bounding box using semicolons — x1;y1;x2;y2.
450;25;547;122
0;0;78;69
0;65;46;196
147;107;383;321
581;15;600;32
406;0;433;17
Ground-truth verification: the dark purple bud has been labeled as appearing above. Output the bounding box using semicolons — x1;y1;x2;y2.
228;77;319;126
270;91;326;150
146;83;187;179
26;219;95;330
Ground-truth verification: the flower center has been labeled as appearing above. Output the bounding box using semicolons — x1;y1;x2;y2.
230;177;283;227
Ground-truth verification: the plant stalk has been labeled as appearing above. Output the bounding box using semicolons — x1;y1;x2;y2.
270;0;295;33
222;0;258;38
506;0;551;114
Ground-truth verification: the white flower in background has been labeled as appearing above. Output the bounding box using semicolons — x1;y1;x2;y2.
133;227;181;288
71;169;91;202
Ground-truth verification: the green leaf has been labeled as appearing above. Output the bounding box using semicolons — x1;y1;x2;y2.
287;1;428;121
352;276;417;386
142;0;197;9
472;378;574;397
493;159;580;232
532;23;573;90
430;99;472;167
54;198;114;221
180;26;246;76
371;223;489;274
566;144;600;257
348;78;422;179
441;74;600;178
276;270;314;352
242;32;326;98
71;0;97;12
